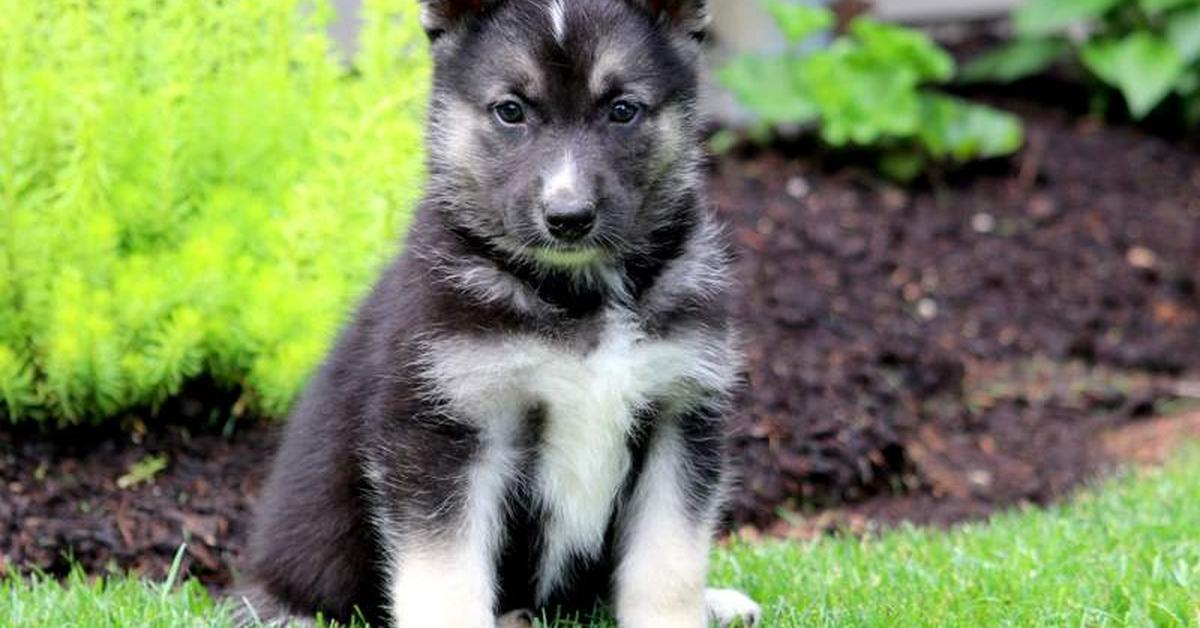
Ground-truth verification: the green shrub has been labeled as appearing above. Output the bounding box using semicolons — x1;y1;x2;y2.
0;0;429;424
964;0;1200;124
717;0;1024;180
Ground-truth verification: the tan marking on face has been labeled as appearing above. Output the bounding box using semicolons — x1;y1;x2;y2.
435;96;484;166
653;104;687;172
588;44;630;98
483;44;545;104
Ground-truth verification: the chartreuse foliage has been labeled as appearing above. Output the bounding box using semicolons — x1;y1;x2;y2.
7;451;1200;626
717;1;1024;180
0;0;429;424
964;0;1200;124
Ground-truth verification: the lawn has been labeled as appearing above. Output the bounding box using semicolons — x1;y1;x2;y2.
5;453;1199;627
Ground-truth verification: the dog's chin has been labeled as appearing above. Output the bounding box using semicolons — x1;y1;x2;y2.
529;245;608;270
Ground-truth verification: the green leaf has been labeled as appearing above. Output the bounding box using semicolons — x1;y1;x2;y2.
850;18;955;82
961;38;1070;83
1167;7;1200;62
801;42;924;146
715;8;1025;173
717;55;819;125
917;95;1025;161
1014;0;1123;37
1080;33;1187;118
764;0;835;44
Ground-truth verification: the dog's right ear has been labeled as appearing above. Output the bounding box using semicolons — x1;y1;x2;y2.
420;0;497;41
629;0;710;41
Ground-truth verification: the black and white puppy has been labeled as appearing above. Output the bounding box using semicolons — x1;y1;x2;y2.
243;1;760;626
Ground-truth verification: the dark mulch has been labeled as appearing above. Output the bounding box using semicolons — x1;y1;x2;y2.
0;416;275;590
714;99;1200;526
2;99;1199;590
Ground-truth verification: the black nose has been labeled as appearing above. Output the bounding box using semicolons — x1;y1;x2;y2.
545;200;596;242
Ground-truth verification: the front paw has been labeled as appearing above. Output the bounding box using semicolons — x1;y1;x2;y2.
705;588;761;627
496;609;535;628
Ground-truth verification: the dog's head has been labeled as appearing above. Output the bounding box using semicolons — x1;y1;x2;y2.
421;0;709;272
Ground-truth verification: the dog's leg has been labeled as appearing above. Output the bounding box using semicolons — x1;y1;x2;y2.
705;588;762;627
614;414;717;628
232;584;316;627
614;407;761;628
387;538;496;628
496;609;536;628
373;421;515;628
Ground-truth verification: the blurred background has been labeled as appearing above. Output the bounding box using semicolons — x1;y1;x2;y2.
1;0;1198;618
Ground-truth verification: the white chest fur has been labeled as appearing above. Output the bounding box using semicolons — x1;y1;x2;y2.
421;309;733;601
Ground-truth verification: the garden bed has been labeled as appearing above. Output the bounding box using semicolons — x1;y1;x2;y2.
3;97;1198;590
717;95;1200;527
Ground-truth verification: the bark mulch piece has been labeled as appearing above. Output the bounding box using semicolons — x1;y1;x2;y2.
1101;411;1200;467
2;99;1199;590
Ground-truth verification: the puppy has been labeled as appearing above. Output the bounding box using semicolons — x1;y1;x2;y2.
242;1;761;626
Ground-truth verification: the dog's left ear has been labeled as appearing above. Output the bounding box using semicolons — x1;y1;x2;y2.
419;0;500;41
632;0;710;40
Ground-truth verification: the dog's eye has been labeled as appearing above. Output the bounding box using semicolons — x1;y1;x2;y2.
493;101;526;125
609;101;640;124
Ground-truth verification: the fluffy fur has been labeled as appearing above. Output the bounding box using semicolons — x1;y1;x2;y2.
241;1;758;626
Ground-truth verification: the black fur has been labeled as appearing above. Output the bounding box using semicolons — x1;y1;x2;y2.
243;1;734;625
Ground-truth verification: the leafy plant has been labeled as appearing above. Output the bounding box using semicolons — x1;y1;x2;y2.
0;0;429;425
717;1;1024;180
963;0;1200;123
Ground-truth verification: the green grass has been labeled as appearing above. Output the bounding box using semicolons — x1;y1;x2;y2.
6;455;1200;627
714;459;1200;627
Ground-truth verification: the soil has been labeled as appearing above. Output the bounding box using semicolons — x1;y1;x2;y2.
0;412;275;589
713;98;1200;527
3;98;1199;591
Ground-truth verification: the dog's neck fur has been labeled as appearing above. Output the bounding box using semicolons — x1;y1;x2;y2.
410;194;723;327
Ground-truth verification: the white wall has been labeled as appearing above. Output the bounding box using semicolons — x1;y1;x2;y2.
873;0;1023;22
